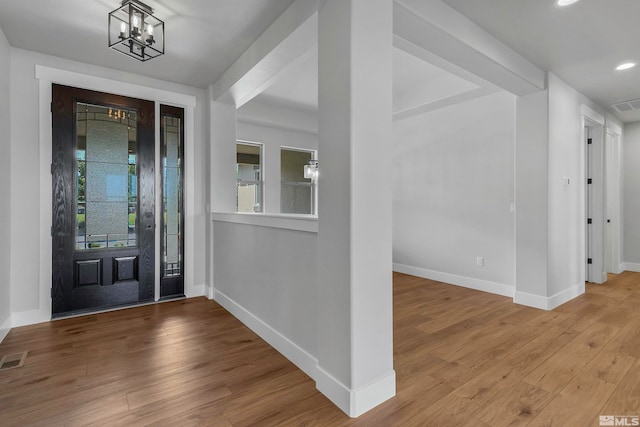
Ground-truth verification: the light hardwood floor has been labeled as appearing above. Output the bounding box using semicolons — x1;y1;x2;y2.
1;272;639;426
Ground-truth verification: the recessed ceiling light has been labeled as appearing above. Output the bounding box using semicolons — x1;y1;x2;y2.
616;62;636;71
556;0;580;6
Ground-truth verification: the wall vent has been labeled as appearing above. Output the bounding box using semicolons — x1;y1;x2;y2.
613;99;640;113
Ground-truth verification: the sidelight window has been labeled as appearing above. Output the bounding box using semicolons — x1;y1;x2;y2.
161;113;183;279
236;142;263;212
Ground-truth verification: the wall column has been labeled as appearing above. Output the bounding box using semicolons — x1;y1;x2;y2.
514;90;550;307
316;0;395;417
208;96;236;297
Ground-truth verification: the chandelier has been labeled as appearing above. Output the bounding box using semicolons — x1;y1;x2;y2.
108;0;164;61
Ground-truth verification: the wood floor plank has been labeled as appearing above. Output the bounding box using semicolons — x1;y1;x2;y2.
529;373;617;427
500;325;579;373
523;323;619;393
452;359;524;407
606;317;640;358
406;391;487;427
581;349;636;385
477;381;553;427
414;294;504;334
597;358;640;419
351;375;455;427
1;273;640;425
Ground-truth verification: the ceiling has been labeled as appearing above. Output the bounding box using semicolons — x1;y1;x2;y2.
0;0;295;88
1;0;638;122
442;0;640;122
257;49;318;112
247;46;492;118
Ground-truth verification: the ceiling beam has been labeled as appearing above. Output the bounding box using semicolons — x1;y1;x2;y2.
393;86;500;121
211;0;320;106
394;0;546;96
213;0;547;109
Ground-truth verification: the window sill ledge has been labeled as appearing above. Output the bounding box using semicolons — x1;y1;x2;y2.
211;212;318;233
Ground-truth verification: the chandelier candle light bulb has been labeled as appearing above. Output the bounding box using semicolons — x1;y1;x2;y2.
146;24;154;44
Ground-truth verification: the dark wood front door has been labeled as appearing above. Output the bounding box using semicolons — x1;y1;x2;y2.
52;84;155;317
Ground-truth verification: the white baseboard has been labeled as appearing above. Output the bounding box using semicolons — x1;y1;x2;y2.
593;271;607;284
316;367;396;418
213;289;396;417
186;283;205;298
11;309;50;328
622;262;640;273
514;282;585;311
0;315;11;343
513;291;548;310
548;282;585;309
393;263;514;298
213;289;318;380
206;284;215;300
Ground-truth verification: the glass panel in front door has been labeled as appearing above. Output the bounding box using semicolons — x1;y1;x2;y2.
162;115;181;277
76;103;137;250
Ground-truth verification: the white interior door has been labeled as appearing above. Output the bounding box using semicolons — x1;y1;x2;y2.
585;121;606;284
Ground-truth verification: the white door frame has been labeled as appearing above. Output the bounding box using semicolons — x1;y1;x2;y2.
581;105;606;284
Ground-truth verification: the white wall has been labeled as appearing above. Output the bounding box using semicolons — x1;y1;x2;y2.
547;73;587;295
513;73;623;309
0;25;11;339
212;221;317;359
623;121;640;267
514;89;549;302
209;100;320;379
547;73;615;295
393;91;516;295
9;48;208;324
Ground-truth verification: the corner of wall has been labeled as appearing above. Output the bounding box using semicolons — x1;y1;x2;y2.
0;315;10;343
10;309;50;328
514;281;584;311
515;89;550;302
205;284;215;300
0;22;12;336
186;283;206;298
315;367;396;418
